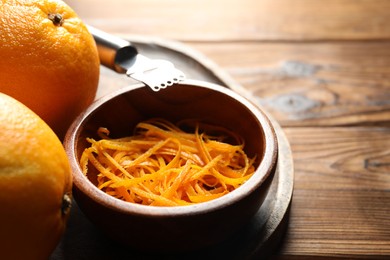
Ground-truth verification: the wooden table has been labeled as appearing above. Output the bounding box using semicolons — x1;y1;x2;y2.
65;0;390;258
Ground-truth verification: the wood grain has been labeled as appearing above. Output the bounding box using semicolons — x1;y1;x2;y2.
65;0;390;41
188;41;390;127
280;127;390;257
60;0;390;258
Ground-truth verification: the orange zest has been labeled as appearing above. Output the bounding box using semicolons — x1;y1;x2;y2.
80;118;256;206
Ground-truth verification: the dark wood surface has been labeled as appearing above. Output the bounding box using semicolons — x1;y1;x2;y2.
51;36;293;259
65;0;390;258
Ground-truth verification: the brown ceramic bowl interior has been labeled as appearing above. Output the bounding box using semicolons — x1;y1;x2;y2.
64;79;278;252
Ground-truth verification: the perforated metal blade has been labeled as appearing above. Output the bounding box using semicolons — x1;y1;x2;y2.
124;56;186;91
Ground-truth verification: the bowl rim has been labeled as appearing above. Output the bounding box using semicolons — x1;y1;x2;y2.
64;79;278;217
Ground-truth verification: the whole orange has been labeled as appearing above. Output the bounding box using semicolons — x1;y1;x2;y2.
0;0;100;140
0;93;72;260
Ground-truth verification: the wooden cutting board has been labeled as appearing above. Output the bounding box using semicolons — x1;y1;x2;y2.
51;36;294;259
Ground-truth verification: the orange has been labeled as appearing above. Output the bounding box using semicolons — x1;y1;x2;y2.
0;0;100;140
0;93;72;260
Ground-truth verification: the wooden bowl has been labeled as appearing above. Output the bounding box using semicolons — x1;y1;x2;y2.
63;79;278;252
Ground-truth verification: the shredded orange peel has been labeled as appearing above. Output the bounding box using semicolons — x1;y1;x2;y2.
80;118;256;207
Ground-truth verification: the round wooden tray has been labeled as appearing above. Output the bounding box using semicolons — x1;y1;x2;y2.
51;36;293;259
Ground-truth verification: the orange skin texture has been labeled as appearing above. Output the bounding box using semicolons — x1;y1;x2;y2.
0;0;100;140
0;92;73;260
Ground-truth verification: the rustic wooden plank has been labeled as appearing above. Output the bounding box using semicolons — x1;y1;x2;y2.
66;0;390;41
64;0;390;127
188;41;390;127
278;127;390;257
59;1;390;257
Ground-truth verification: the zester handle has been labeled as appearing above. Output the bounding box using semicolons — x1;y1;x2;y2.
87;25;138;73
